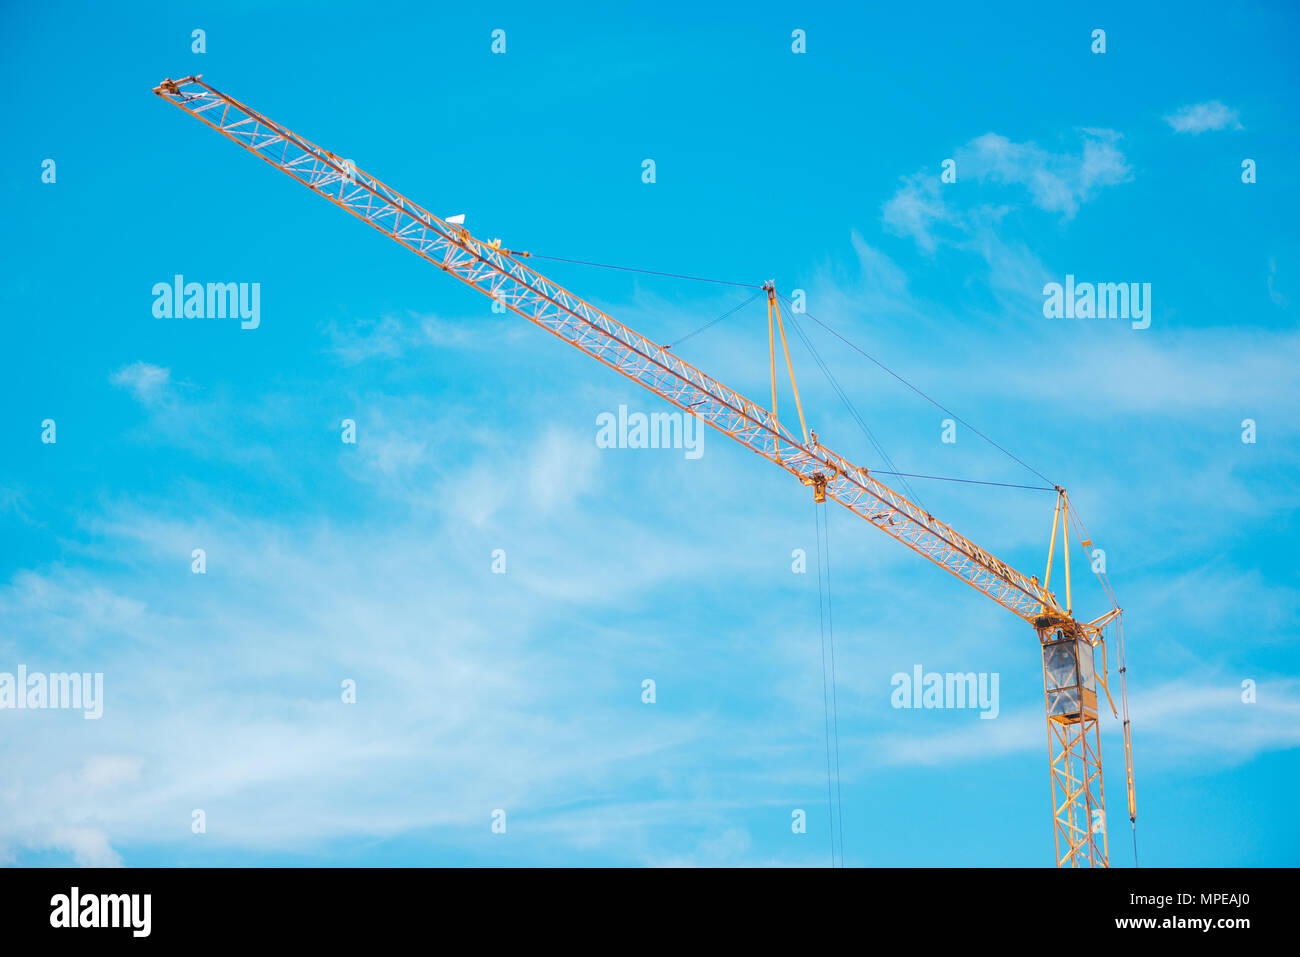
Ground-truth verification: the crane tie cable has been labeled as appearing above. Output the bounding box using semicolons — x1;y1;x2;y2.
514;264;1058;495
671;293;1051;492
509;258;1059;494
872;470;1054;492
666;290;765;349
781;293;1058;490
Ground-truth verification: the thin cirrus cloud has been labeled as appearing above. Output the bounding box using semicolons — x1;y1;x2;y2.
1163;100;1244;134
882;128;1132;255
0;484;829;867
958;130;1131;217
874;679;1300;768
109;361;171;404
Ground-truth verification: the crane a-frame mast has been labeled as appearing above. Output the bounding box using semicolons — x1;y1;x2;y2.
153;75;1129;867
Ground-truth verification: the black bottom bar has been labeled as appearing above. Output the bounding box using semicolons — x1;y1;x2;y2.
0;866;1282;943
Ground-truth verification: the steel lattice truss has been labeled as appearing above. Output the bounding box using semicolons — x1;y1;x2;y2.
1047;716;1108;867
154;75;1066;626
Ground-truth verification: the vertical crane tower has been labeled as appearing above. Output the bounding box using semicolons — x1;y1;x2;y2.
153;75;1137;867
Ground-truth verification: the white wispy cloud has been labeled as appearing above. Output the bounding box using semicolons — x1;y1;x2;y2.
806;233;1300;425
1164;100;1243;134
0;392;861;865
882;129;1131;255
47;826;123;868
881;173;951;254
109;361;171;404
322;311;526;365
0;514;738;865
960;129;1131;217
875;678;1300;767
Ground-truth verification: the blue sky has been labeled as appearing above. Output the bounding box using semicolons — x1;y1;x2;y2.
1;0;1297;866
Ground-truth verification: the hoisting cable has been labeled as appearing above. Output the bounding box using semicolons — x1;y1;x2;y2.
814;498;846;867
822;500;847;867
666;290;765;350
782;294;1058;490
520;251;763;289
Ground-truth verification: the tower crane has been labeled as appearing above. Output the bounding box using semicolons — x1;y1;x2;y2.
153;75;1137;867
